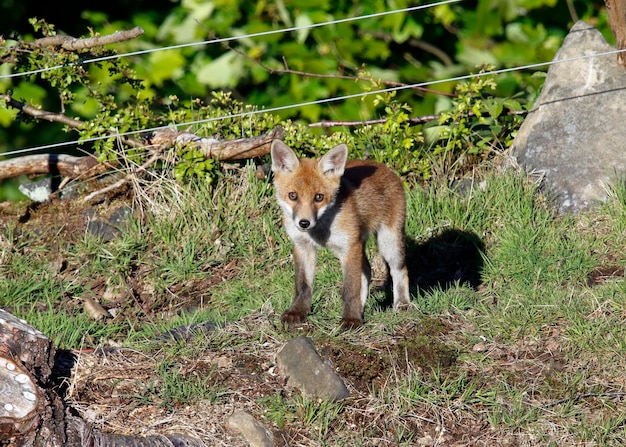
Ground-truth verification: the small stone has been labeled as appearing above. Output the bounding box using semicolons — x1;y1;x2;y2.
227;410;273;447
276;336;349;401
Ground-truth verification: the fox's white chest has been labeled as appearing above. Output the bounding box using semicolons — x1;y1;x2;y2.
284;215;350;257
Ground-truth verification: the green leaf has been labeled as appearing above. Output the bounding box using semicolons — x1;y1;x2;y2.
484;99;503;119
146;51;186;86
295;13;313;43
196;52;246;88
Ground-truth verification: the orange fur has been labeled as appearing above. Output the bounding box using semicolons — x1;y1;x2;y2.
271;140;411;328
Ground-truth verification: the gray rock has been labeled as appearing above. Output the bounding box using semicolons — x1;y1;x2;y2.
18;176;91;202
275;336;349;401
227;410;273;447
511;21;626;213
86;205;132;241
18;177;56;202
155;321;217;342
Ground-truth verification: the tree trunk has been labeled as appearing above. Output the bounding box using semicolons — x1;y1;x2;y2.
605;0;626;66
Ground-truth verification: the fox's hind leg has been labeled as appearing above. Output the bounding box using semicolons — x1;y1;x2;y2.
377;224;411;311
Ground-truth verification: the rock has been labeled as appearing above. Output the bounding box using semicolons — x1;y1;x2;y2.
85;205;132;241
18;178;57;202
18;177;92;202
511;21;626;213
275;336;349;401
155;321;217;342
227;410;273;447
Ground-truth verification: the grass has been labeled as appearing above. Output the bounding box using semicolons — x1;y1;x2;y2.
2;161;626;445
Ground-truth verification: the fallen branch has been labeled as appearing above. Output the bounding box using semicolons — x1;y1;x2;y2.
0;127;284;182
150;125;284;160
29;27;144;51
0;153;103;180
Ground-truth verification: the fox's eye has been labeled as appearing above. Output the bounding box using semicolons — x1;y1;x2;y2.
314;193;324;202
288;192;297;201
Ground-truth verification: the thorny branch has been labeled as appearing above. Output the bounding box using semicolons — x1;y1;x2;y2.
1;94;84;128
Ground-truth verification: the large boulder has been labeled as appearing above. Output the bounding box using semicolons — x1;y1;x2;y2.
511;21;626;213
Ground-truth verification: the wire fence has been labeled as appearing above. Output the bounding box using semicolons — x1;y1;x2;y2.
0;1;622;159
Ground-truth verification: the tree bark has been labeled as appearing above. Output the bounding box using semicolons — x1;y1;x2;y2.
29;27;144;51
0;153;103;180
605;0;626;66
0;309;203;447
150;125;284;160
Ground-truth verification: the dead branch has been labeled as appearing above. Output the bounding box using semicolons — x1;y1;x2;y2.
150;125;284;160
29;27;144;51
0;127;283;183
1;93;145;148
0;153;104;180
1;94;83;128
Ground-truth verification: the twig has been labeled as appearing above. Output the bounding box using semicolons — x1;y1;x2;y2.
82;149;162;202
543;391;626;408
212;32;454;98
1;94;84;128
1;93;144;148
29;27;144;51
309;115;440;128
309;109;527;128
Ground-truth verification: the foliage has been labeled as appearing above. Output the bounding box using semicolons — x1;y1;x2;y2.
1;18;529;186
0;0;610;191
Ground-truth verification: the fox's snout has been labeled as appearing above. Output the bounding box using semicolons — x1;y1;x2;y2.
289;206;318;231
297;218;312;230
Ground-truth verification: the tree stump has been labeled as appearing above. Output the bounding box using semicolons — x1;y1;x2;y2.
0;309;204;446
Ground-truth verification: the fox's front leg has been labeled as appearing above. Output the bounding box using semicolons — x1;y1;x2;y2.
340;243;370;329
281;242;317;326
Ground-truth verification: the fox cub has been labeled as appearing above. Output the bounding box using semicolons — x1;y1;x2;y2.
271;140;411;328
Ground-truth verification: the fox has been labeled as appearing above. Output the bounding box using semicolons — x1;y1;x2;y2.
270;140;411;329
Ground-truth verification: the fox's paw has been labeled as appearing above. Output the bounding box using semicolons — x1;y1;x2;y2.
393;300;414;312
280;310;307;328
340;317;363;330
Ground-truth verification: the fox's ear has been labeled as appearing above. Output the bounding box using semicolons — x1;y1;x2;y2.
319;144;348;177
271;140;300;173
